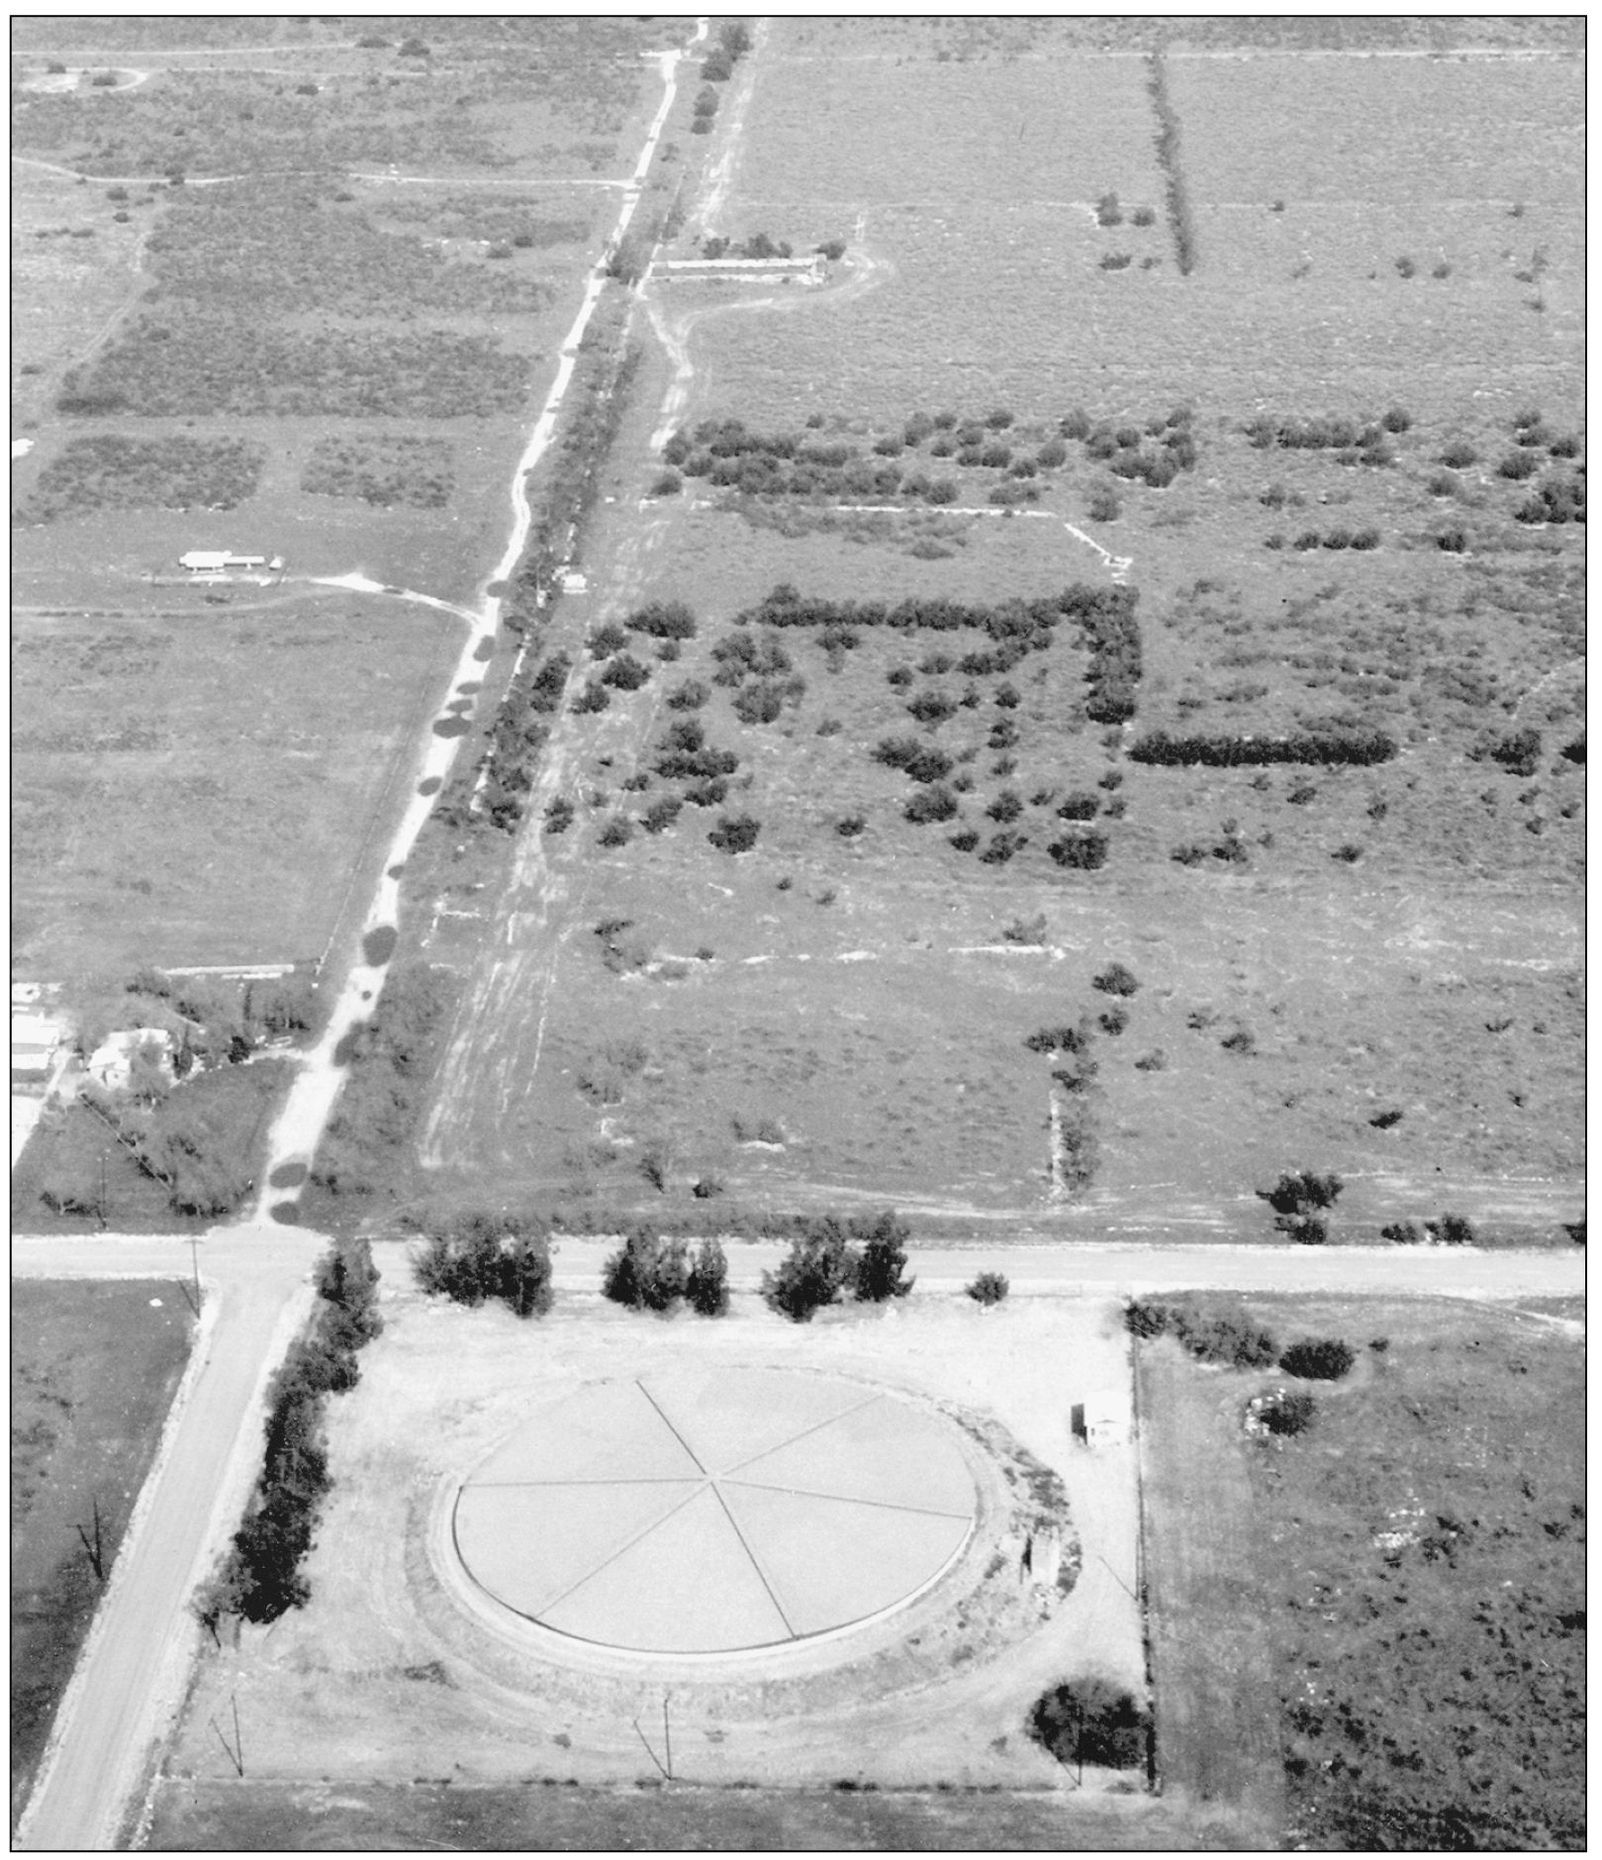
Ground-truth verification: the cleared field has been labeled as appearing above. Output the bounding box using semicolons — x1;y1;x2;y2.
1135;1342;1284;1845
692;28;1580;423
365;13;1578;1240
10;1280;195;1832
10;598;460;979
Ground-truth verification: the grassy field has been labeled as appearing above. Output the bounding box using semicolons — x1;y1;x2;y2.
11;1058;295;1236
143;1779;1207;1852
1135;1341;1285;1844
1136;1297;1584;1849
364;13;1579;1237
9;17;684;992
10;598;461;981
10;1280;195;1832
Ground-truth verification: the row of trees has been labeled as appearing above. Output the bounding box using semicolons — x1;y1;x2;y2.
1129;728;1398;768
761;1212;915;1321
602;1228;728;1314
412;1209;555;1316
197;1244;382;1628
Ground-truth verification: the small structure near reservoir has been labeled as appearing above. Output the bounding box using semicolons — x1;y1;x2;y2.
1070;1396;1125;1450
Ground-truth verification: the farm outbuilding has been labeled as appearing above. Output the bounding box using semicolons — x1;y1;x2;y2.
1070;1396;1125;1449
177;550;283;575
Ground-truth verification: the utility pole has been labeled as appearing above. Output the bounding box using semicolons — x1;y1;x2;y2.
190;1233;203;1313
663;1693;672;1782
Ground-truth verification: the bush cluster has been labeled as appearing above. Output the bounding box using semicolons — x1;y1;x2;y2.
196;1243;382;1628
1126;1295;1278;1368
412;1209;554;1317
603;1227;729;1315
761;1211;914;1322
472;649;568;832
1513;474;1585;525
1030;1677;1151;1770
1279;1338;1356;1380
1243;412;1398;466
1258;1169;1343;1244
1082;406;1197;489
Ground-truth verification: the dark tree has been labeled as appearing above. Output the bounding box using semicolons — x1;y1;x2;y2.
854;1211;915;1302
1279;1338;1355;1380
967;1271;1009;1306
685;1239;730;1316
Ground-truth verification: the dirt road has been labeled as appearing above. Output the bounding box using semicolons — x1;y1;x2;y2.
12;1226;323;1854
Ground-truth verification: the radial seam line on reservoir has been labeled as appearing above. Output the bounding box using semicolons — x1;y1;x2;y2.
719;1477;974;1521
635;1380;709;1474
524;1482;706;1617
707;1481;797;1639
719;1392;887;1478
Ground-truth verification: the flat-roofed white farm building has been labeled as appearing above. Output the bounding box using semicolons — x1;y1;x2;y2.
178;550;284;574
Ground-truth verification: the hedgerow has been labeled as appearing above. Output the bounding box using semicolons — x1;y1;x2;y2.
1130;729;1396;768
196;1242;382;1629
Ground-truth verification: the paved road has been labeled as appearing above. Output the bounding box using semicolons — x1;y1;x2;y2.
13;1227;322;1853
539;1235;1585;1302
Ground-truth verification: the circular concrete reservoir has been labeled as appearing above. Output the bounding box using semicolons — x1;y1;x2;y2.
451;1368;977;1656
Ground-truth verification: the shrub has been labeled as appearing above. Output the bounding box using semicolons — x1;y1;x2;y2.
640;794;681;834
1095;192;1123;227
685;1239;729;1316
905;785;958;824
1002;912;1048;946
1440;439;1477;468
1425;1212;1477;1246
1086;486;1121;522
949;828;979;852
1280;1338;1356;1380
1092;961;1139;997
835;812;866;838
1259;1171;1343;1216
986;788;1024;824
1029;1678;1150;1770
1057;790;1100;821
708;812;760;854
1099;252;1133;272
1256;1389;1316;1435
1496;450;1539;481
761;1223;857;1322
1098;1005;1129;1036
1132;205;1157;227
597;815;634;848
626;599;697;640
602;1227;691;1312
600;652;651;691
1381;405;1413;434
1048;831;1109;871
854;1211;915;1303
665;678;710;710
966;1271;1009;1306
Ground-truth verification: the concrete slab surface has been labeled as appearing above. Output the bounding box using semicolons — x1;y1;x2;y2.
450;1370;980;1655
